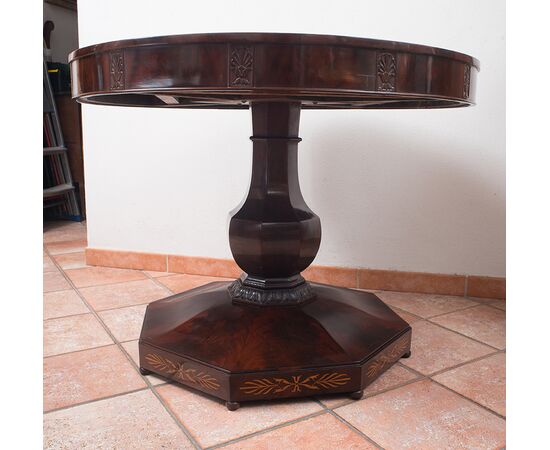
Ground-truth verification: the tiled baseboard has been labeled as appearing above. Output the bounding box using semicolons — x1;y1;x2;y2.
85;248;505;299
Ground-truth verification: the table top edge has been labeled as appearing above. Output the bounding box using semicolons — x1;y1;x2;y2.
68;32;480;69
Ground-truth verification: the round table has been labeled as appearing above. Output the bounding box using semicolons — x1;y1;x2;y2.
69;33;479;410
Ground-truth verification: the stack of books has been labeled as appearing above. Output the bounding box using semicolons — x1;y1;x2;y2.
43;107;80;220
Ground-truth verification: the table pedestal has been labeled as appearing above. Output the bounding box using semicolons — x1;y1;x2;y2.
139;101;411;409
71;31;478;411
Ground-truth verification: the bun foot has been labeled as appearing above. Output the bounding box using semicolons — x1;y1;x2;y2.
226;401;240;411
401;350;412;359
139;367;152;375
350;390;364;400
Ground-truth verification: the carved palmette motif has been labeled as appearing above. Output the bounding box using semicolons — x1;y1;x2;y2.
376;52;396;91
463;64;471;99
145;353;220;391
240;372;351;396
229;46;253;86
109;51;125;90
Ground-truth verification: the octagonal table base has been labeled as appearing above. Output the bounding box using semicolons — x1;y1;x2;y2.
139;282;411;410
138;101;411;409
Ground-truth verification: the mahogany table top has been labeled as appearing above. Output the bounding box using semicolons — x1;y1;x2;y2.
69;32;479;109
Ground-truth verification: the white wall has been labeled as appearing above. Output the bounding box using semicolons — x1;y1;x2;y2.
43;2;78;63
77;0;505;277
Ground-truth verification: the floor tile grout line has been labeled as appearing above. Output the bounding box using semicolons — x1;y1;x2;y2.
332;376;430;411
395;361;429;378
311;395;387;449
330;372;506;427
423;317;503;351
483;302;506;312
424;303;485;320
146;386;202;450
50;251;86;259
371;290;503;306
62;274;151;290
429;378;506;420
44;342;116;360
369;291;485;325
439;348;505;371
44;286;75;294
354;376;427;403
44;235;87;244
118;337;148;345
44;301;149;321
390;306;424;322
58;268;223;291
44;311;91;321
44;387;150;415
47;273;149;290
396;353;506;419
142;270;179;295
314;377;420;411
87;300;157;315
55;265;89;271
381;297;497;323
401;348;503;379
327;409;385;449
65;271;173;312
395;361;424;376
44;245;204;450
43;310;106;324
46;250;87;256
402;315;502;353
42;310;95;322
44;236;87;248
468;296;506;304
205;409;328;449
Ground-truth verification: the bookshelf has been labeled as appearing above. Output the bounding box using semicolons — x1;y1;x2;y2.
43;57;81;220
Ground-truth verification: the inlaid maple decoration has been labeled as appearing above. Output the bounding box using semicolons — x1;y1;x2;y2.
365;334;410;379
240;372;351;396
229;46;253;86
145;353;220;391
376;52;396;91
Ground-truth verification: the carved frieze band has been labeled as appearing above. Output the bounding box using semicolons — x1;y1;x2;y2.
145;353;220;391
364;332;411;380
240;372;351;396
463;64;471;99
229;45;254;86
109;50;125;90
376;52;397;92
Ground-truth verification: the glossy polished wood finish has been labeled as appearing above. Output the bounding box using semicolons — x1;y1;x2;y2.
229;101;320;305
139;281;411;404
70;33;478;408
69;32;478;109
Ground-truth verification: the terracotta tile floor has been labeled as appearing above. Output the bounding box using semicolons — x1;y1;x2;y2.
43;221;506;449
